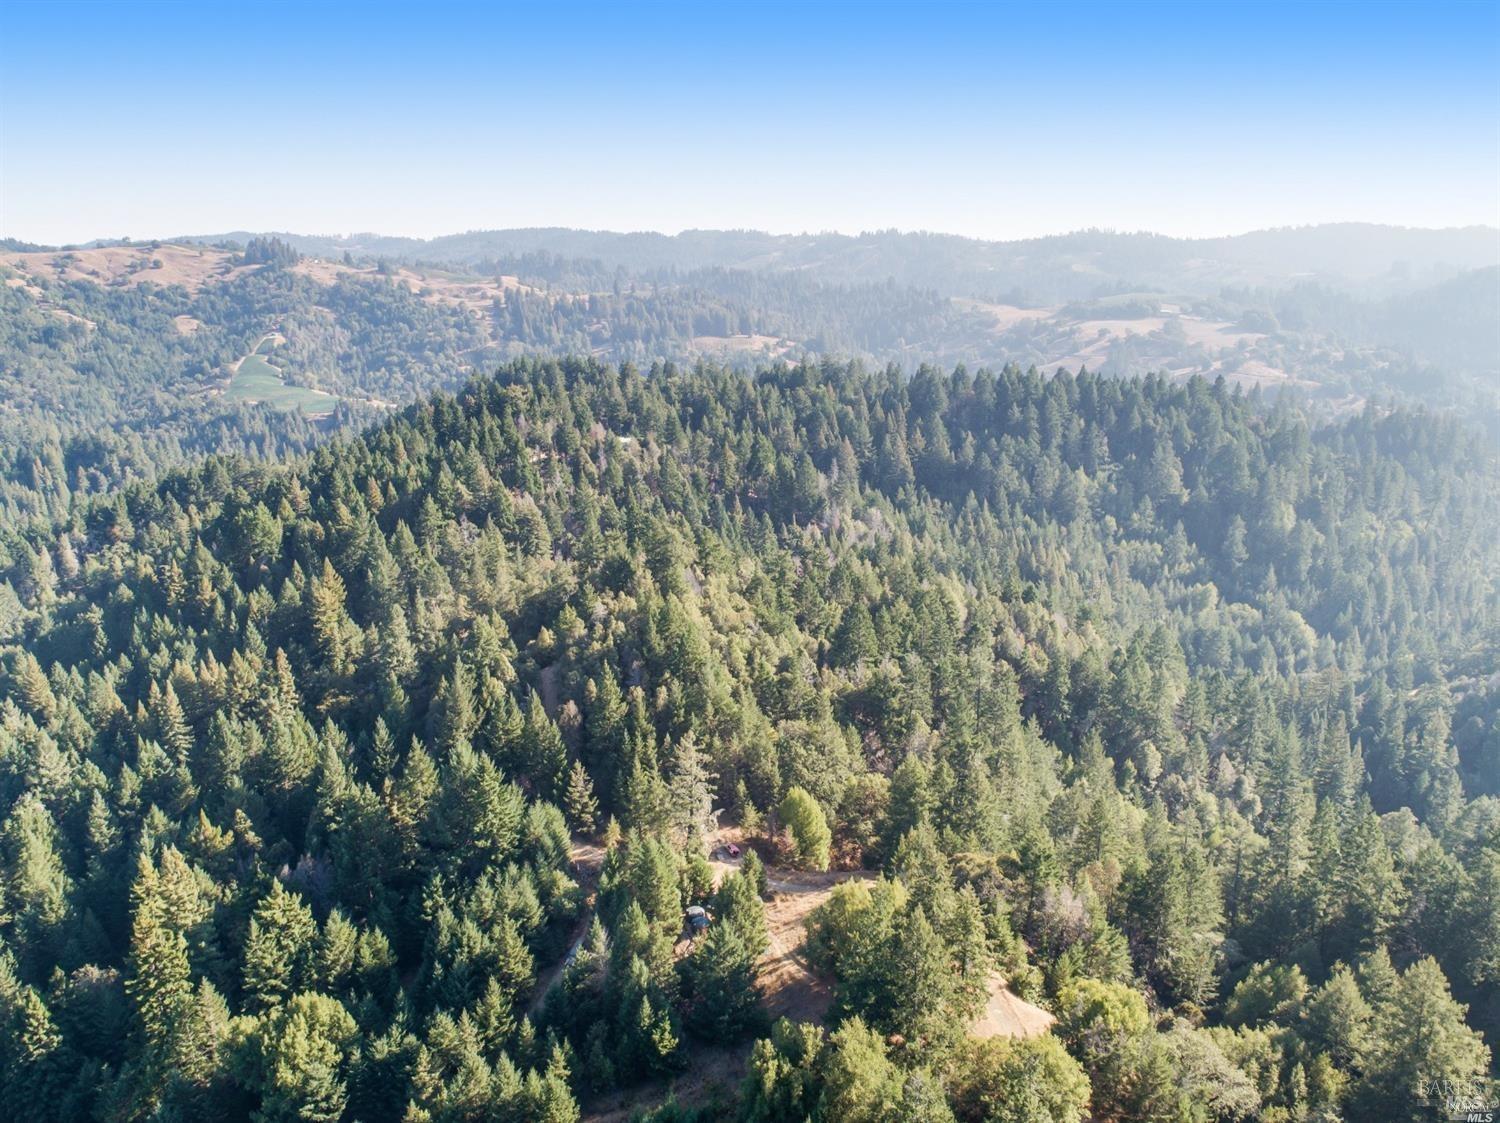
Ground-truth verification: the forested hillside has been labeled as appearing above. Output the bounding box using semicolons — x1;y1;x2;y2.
0;356;1495;1121
4;223;1496;524
0;242;489;522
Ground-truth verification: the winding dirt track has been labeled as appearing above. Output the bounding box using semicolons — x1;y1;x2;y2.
529;842;605;1015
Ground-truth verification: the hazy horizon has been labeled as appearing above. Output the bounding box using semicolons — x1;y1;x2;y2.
4;1;1497;245
11;219;1500;252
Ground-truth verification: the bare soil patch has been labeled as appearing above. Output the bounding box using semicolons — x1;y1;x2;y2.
758;866;873;1022
705;830;874;1024
576;830;1050;1119
1214;358;1312;389
1073;316;1169;339
971;973;1055;1040
4;275;44;300
4;269;95;327
3;245;533;326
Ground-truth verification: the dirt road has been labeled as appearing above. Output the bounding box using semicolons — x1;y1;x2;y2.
528;841;606;1015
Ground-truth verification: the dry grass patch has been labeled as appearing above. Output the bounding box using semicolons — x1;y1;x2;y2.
3;244;256;292
690;333;794;356
955;298;1057;330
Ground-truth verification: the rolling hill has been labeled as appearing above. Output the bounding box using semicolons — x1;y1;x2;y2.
1;224;1495;524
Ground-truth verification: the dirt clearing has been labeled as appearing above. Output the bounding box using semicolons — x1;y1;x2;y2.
578;834;1052;1119
972;973;1055;1040
583;845;872;1121
755;865;874;1022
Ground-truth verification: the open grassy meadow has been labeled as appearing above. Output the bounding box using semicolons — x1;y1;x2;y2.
226;353;336;415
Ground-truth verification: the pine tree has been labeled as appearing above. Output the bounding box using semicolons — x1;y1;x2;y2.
242;881;319;1010
1302;964;1373;1071
831;602;878;669
521;693;568;803
265;648;302;725
741;847;769;901
712;869;768;957
431;658;476;755
368;717;399;780
666;733;714;842
0;957;77;1122
126;853;192;1098
170;978;231;1106
618;755;669;835
681;921;763;1042
635;993;679;1074
563;760;599;834
154;680;194;766
884;906;962;1053
944;885;993;1016
241;991;359;1123
813;1016;903;1122
309;557;356;679
778;787;831;871
472;975;518;1054
318;910;359;994
582;667;628;801
1122;815;1220;1009
13;652;57;724
1354;957;1491;1121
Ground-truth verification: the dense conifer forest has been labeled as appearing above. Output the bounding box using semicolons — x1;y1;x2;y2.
0;354;1496;1121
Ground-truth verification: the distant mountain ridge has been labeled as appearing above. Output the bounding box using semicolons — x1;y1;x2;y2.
5;223;1496;434
127;222;1500;302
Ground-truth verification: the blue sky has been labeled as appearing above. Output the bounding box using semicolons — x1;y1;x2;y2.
2;0;1496;243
